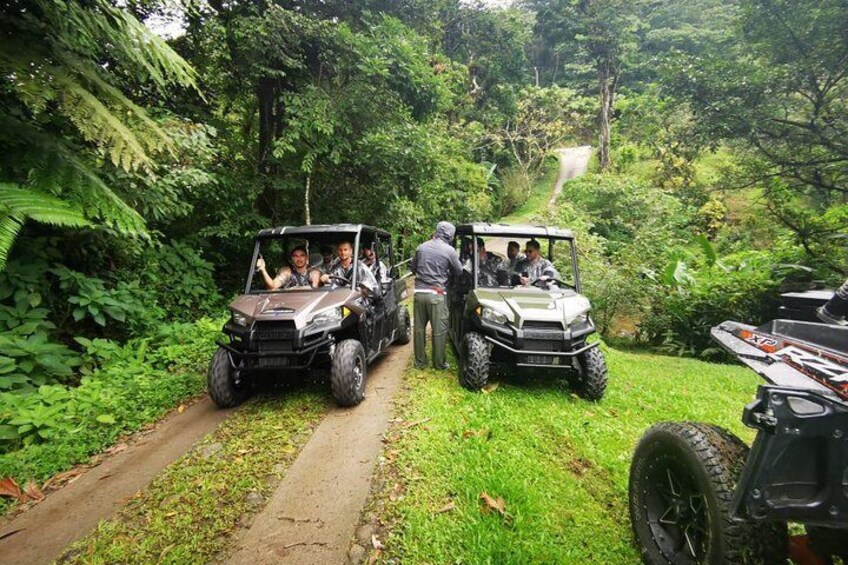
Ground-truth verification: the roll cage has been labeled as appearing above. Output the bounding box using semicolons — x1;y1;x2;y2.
454;223;581;291
245;224;395;294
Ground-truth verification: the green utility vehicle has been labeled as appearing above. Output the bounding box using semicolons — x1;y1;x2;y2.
448;224;607;400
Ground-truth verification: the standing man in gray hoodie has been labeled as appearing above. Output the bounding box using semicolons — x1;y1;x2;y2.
411;221;463;369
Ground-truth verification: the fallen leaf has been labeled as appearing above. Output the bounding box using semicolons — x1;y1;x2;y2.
479;492;506;516
434;500;456;514
159;543;175;560
22;480;44;502
106;443;128;456
0;477;21;500
368;550;382;565
462;428;490;439
42;468;82;490
402;417;431;429
481;383;499;394
165;511;177;518
177;404;186;414
371;534;384;550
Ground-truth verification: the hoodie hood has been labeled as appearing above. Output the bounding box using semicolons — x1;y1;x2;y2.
435;221;455;244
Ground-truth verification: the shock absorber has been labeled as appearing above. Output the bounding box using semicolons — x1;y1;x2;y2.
817;279;848;326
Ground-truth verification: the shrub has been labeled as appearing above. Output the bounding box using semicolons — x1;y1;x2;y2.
0;318;222;501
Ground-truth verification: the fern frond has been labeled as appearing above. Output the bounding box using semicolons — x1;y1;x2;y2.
0;183;91;228
0;117;148;238
57;72;153;171
0;215;23;272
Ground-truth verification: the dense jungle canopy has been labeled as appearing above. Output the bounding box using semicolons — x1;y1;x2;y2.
0;0;846;405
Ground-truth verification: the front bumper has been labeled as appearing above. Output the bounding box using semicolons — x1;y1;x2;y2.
733;385;848;528
218;319;340;371
474;316;597;368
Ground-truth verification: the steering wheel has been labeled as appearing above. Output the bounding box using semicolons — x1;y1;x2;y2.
327;274;352;286
531;276;575;290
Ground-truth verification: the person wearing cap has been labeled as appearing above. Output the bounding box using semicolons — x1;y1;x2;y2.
411;221;463;370
516;239;560;286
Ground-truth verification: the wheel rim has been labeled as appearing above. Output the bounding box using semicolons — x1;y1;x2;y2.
353;356;364;390
642;456;710;563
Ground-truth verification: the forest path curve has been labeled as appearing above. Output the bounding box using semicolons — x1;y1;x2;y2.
226;343;412;564
549;145;593;208
0;398;233;565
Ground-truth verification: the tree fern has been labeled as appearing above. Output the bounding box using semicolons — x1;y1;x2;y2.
0;0;201;268
0;184;90;270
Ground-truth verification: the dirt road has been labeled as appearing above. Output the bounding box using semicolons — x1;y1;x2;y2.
226;344;412;564
549;146;593;208
0;398;233;565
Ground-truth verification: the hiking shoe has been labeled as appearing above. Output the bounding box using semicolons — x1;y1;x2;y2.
817;306;848;326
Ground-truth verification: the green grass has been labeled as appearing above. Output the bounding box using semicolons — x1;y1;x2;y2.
375;344;760;564
501;156;560;224
61;390;328;564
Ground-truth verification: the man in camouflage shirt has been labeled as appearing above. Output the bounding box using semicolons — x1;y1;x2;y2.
474;238;506;287
319;241;377;294
285;246;321;288
516;239;560;286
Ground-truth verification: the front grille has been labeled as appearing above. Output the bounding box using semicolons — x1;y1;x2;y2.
523;339;563;352
254;321;296;341
521;354;567;366
523;321;563;330
524;328;563;340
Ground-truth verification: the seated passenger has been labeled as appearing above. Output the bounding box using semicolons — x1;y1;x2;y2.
315;245;336;274
256;255;292;290
506;240;523;275
475;238;505;287
285;245;321;289
516;239;560;286
319;241;377;294
361;246;389;281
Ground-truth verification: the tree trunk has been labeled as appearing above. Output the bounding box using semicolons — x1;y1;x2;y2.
257;76;279;222
304;173;312;225
598;64;612;172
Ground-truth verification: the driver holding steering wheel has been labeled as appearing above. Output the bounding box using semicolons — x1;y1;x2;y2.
516;239;560;287
319;240;377;294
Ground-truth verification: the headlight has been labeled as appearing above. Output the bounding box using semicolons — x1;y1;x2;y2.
569;313;590;328
480;306;509;325
310;307;344;325
231;311;249;327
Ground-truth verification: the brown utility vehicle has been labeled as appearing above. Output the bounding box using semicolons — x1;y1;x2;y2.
209;224;410;408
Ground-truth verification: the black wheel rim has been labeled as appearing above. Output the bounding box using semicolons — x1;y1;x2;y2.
642;455;710;564
353;355;364;390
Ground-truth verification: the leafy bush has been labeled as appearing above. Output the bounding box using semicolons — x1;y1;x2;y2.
0;318;222;502
640;248;812;357
137;240;224;322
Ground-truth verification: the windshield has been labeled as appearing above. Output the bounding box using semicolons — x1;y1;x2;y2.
246;232;391;293
456;235;578;290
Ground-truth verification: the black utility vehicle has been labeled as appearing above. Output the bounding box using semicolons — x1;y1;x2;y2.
209;224;410;408
628;302;848;563
448;223;607;400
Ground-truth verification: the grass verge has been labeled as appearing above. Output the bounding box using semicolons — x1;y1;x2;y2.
363;344;760;564
60;389;328;564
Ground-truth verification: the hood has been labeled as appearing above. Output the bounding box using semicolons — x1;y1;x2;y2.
474;288;591;327
230;289;358;329
435;221;456;244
